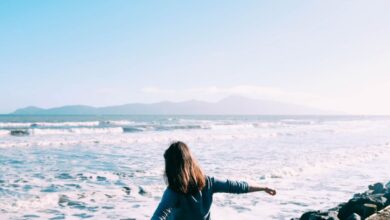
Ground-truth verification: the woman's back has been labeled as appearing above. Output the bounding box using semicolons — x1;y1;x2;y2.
152;176;249;220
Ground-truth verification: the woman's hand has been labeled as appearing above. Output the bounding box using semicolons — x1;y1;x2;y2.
264;187;276;196
248;185;276;195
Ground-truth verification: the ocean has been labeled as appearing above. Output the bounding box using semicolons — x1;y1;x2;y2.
0;115;389;219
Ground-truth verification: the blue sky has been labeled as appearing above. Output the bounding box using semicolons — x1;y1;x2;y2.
1;0;390;114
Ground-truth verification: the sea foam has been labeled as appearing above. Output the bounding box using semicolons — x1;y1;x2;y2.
1;116;390;219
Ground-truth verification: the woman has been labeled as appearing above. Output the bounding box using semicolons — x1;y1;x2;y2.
152;141;276;220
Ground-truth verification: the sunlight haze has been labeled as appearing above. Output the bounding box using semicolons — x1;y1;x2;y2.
1;0;390;114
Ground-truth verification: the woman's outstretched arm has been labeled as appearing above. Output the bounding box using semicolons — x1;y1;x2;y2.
211;177;276;196
248;185;277;196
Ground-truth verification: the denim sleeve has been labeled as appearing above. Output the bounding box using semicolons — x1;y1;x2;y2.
210;176;249;194
151;188;178;220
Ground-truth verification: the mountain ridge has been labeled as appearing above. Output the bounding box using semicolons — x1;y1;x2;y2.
11;96;338;115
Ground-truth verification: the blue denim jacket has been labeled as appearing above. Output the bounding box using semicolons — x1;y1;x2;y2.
151;176;249;220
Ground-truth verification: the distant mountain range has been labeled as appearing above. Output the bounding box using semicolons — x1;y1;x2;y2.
11;96;337;115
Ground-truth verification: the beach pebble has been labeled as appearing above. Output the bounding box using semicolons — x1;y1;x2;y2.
122;186;131;195
96;176;107;181
346;213;361;220
58;195;70;205
362;203;377;217
299;211;327;220
138;186;149;196
369;183;385;194
385;181;390;190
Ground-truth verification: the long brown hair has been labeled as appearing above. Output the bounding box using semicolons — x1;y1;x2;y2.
164;141;206;194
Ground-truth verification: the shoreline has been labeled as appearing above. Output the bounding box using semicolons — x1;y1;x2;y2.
294;182;390;220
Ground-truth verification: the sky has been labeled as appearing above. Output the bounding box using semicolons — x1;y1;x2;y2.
1;0;390;114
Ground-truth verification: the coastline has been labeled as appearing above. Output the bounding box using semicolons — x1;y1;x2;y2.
295;182;390;220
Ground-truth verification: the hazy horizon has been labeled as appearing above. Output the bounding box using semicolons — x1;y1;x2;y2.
1;1;390;114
